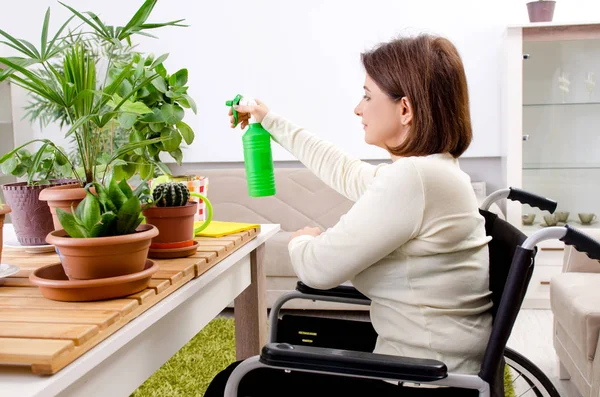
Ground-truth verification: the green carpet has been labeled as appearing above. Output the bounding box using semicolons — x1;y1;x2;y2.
131;318;236;397
132;318;516;396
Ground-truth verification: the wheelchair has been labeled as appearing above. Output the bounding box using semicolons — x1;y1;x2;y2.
224;188;600;397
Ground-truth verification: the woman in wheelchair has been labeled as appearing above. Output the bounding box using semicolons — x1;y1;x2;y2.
207;34;494;396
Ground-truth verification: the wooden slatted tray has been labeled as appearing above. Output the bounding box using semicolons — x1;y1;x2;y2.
0;227;259;375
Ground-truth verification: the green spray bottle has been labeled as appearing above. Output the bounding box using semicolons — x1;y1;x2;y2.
226;94;276;197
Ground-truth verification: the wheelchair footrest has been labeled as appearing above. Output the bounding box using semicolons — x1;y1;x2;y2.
260;343;448;383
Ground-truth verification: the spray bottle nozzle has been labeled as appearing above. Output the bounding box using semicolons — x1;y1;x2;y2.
226;94;243;127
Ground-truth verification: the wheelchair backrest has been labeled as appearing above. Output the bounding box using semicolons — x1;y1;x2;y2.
478;209;536;387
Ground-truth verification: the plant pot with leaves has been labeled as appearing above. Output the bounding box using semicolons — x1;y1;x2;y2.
1;146;77;245
0;200;12;263
142;181;212;258
0;0;197;231
46;176;158;280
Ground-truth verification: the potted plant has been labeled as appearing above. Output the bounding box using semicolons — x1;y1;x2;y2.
46;175;158;280
1;146;76;245
526;0;556;22
0;199;12;262
142;181;212;258
0;0;197;230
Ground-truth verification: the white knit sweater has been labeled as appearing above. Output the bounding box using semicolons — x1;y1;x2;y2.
261;112;493;374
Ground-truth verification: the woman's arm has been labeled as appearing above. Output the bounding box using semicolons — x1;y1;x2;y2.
261;112;387;202
288;159;424;289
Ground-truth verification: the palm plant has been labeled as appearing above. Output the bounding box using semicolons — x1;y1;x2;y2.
0;0;196;186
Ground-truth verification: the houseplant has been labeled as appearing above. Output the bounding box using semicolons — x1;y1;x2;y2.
1;146;75;245
46;174;158;280
0;0;197;229
142;181;212;258
526;0;556;22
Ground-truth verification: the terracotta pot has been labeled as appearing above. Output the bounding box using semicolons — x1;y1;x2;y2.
526;1;556;22
38;183;85;230
29;260;159;302
2;180;75;245
142;202;196;245
0;205;11;263
46;224;158;280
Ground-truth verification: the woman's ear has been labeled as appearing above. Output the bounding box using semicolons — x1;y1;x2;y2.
398;97;413;126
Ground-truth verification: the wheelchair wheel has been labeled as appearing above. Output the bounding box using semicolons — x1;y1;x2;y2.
504;347;560;397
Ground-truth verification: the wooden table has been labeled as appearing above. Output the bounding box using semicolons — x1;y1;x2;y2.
0;223;280;397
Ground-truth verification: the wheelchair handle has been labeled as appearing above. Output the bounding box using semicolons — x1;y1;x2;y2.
480;187;557;213
560;225;600;261
522;225;600;261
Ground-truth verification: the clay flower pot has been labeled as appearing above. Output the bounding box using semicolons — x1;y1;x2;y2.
2;180;76;245
142;202;197;245
46;224;158;280
38;183;86;231
526;0;556;22
0;204;12;263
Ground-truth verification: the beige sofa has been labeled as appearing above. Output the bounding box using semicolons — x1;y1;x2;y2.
200;167;499;310
551;229;600;397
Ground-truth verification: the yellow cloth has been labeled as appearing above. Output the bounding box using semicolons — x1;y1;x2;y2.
194;221;259;238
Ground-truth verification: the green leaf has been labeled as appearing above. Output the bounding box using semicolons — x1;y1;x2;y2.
118;0;158;41
1;157;18;175
153;161;172;176
156;63;167;78
161;127;182;152
0;29;38;59
160;104;184;124
151;76;168;93
56;208;87;238
169;148;183;165
149;122;164;132
59;2;110;40
133;181;151;198
13;164;27;177
75;194;101;232
89;212;117;237
40;8;50;59
118;113;137;129
118;79;133;98
141;108;164;123
139;162;154;180
118;179;134;199
116;195;142;235
121;100;152;114
179;94;197;114
108;176;128;211
149;53;169;69
176;121;194;145
147;144;159;157
169;68;188;87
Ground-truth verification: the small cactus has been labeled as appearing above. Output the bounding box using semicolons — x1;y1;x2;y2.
153;182;190;207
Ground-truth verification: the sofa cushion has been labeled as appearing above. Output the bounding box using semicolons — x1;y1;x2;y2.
551;272;600;360
264;231;295;277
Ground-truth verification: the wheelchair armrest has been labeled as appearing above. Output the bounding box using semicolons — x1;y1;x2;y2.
296;281;371;302
260;342;448;383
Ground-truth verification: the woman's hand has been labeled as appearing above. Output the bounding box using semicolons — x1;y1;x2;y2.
290;226;322;242
228;99;270;129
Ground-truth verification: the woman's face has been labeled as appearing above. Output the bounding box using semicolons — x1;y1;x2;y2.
354;74;412;152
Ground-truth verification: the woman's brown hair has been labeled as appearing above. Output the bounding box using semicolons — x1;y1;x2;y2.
361;34;472;158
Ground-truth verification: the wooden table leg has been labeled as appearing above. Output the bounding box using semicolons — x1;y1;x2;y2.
234;243;267;360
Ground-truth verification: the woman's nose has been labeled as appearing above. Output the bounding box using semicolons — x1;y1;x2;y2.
354;105;361;116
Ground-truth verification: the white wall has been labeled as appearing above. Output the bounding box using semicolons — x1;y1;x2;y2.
2;0;600;164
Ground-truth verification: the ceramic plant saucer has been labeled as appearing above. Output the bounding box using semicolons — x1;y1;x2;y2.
0;264;19;278
29;260;158;302
4;239;56;254
148;240;199;259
